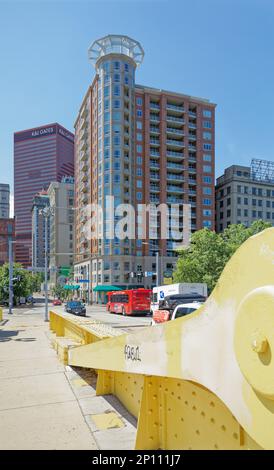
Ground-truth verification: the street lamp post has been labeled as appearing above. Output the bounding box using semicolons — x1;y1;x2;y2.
8;239;14;315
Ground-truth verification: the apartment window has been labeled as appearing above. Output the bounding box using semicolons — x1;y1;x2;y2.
237;197;241;204
203;121;212;129
114;149;120;158
252;210;256;218
203;110;212;118
124;63;129;72
113;111;121;121
252;187;257;195
272;213;274;219
258;211;262;218
244;186;248;194
104;86;110;97
272;190;274;197
136;192;142;201
203;220;212;227
272;201;274;208
136;144;142;153
203;144;212;150
203;176;212;183
227;198;231;206
136;168;142;176
244;209;248;217
236;171;242;176
203;198;212;205
227;210;231;217
114;73;120;82
136;97;143;106
237;185;242;193
252;199;256;206
220;200;223;208
113;100;120;109
114;61;120;70
258;200;263;207
267;200;271;208
137;110;143;117
113;136;120;145
258;188;262;196
136;121;143;130
267;212;271;219
203;187;212;195
113;86;120;97
267;189;271;197
203;209;212;216
203;131;212;140
203;165;212;173
136;156;142;165
136;180;142;188
136;133;142;141
244;198;248;205
114;174;120;183
203;154;212;162
237;209;241;216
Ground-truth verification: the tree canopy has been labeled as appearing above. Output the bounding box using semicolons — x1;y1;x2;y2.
173;221;271;292
0;263;41;304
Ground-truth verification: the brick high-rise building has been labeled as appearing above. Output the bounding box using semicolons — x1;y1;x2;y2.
74;35;216;301
14;123;74;267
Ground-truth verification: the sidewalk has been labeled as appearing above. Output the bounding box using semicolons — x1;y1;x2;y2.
0;309;136;450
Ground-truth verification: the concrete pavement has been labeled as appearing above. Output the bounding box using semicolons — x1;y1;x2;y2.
0;307;137;450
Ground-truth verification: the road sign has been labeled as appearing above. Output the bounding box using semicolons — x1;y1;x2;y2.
78;279;90;283
145;271;154;277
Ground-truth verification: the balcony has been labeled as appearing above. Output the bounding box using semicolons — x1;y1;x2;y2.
166;115;185;125
167;196;183;203
166;150;184;161
150;173;160;181
150;114;160;122
150;184;160;193
188;156;196;163
189;123;197;130
166;162;184;171
189;145;196;151
150;127;160;134
166;139;184;148
150;196;160;203
166;104;184;113
188;179;197;185
150;139;160;147
188;167;196;173
188;134;196;141
150;161;160;169
150;102;160;111
166;127;184;136
167;185;184;194
167;174;184;182
150;150;160;158
189;111;197;118
189;189;196;195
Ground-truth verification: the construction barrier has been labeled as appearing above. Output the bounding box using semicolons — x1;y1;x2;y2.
52;228;274;449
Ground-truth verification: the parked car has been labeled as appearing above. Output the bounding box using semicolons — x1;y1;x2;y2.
52;299;62;306
65;300;86;316
152;301;203;325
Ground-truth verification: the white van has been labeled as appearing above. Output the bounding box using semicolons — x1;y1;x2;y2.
150;283;207;314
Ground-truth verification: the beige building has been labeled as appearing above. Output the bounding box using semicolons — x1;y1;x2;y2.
216;159;274;232
47;177;74;287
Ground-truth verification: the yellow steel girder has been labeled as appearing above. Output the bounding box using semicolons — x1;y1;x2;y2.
67;228;274;449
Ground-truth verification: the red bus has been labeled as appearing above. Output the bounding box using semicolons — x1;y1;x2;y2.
107;289;152;316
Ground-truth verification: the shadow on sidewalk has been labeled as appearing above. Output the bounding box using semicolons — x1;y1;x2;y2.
0;329;37;343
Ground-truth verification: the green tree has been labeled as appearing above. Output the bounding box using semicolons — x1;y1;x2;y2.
0;263;34;305
173;221;271;292
52;284;67;300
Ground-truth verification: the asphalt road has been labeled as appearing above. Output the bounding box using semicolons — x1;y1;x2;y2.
4;300;152;333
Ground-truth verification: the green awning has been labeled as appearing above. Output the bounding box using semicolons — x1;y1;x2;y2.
64;285;80;290
93;285;123;292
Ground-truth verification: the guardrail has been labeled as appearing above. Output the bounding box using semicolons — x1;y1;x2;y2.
50;228;274;449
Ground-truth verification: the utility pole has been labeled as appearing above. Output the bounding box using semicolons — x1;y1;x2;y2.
8;239;13;315
44;210;49;322
156;251;161;287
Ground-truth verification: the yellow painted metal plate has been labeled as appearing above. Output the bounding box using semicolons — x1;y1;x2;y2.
90;411;124;430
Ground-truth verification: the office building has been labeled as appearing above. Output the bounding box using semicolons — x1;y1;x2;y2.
31;190;50;270
47;177;75;288
0;184;10;218
74;35;216;301
216;159;274;232
14;123;74;267
0;218;15;265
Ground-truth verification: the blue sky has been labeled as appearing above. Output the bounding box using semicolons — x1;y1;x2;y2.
1;0;274;196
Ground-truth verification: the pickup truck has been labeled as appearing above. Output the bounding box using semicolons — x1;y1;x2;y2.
152;301;203;325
